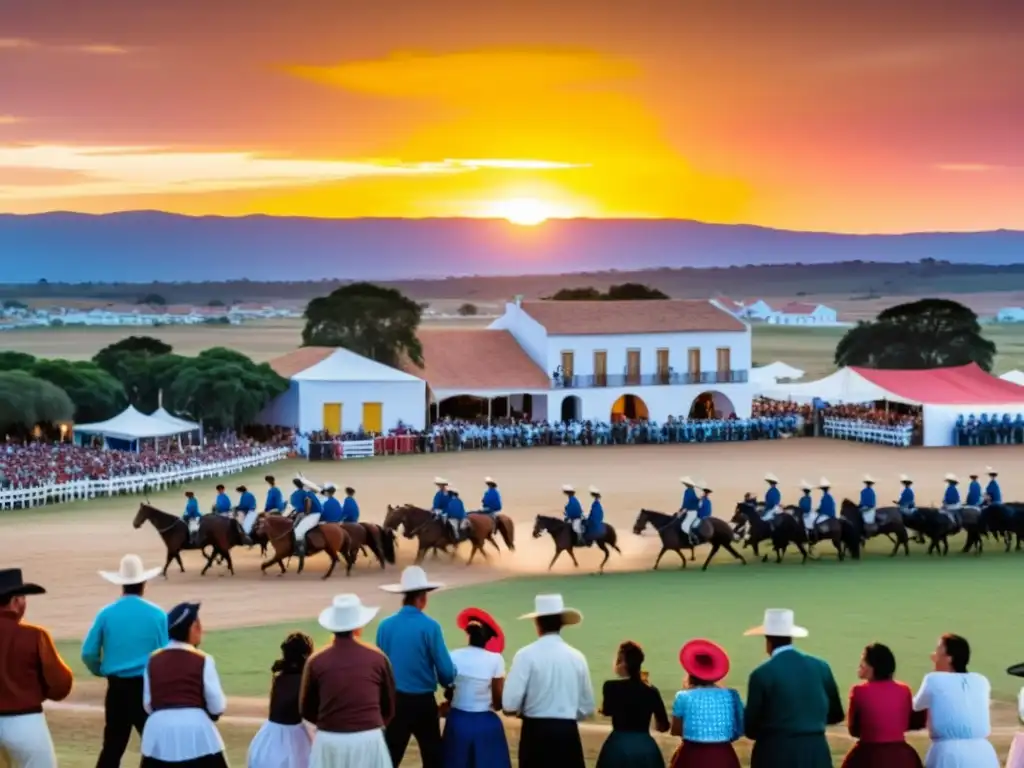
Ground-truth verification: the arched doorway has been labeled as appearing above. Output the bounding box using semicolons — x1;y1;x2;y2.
437;395;487;421
611;394;649;422
560;395;582;422
688;391;736;419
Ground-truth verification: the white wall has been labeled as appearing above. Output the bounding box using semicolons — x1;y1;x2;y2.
549;382;754;422
284;380;426;432
487;302;549;370
258;380;299;428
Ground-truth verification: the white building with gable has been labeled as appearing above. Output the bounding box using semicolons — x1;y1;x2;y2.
767;302;839;326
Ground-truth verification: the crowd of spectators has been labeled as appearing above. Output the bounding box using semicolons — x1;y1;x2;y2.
955;413;1024;446
5;560;1013;768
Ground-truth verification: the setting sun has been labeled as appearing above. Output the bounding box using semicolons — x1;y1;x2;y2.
488;197;554;226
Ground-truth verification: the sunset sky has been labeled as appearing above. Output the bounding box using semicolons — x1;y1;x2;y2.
2;0;1022;232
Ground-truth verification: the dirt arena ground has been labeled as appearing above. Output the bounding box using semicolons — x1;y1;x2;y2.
4;440;1020;641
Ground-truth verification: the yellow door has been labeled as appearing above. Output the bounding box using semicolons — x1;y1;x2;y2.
362;402;383;433
322;403;342;433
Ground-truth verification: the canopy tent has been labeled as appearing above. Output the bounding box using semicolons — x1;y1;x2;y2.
749;361;806;384
757;367;904;405
151;407;200;431
1000;370;1024;386
75;405;194;442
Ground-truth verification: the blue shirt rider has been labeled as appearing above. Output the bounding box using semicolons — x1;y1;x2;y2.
859;478;876;510
898;477;915;510
264;475;286;513
341;488;360;523
680;478;700;513
563;485;584;543
817;479;836;523
289;478;308;514
214;485;232;514
942;476;960;507
481;478;502;514
965;474;983;507
698;485;713;519
798;483;813;516
986;469;1002;504
431;478;450;516
236;486;257;512
586;487;605;541
320;485;344;524
445;489;467;540
765;483;781;511
306;488;323;514
183;491;201;520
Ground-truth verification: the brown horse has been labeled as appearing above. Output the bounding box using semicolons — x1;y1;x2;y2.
532;515;621;573
632;509;746;571
840;499;910;556
255;515;351;578
341;522;395;569
132;504;242;577
383;505;511;565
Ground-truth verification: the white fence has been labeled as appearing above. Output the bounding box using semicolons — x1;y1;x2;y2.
340;440;375;459
823;418;913;447
0;448;290;511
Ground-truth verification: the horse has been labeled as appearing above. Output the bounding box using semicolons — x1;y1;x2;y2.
632;509;746;571
909;507;959;555
255;514;351;578
839;500;908;557
731;502;811;564
382;505;510;565
339;522;393;569
980;503;1024;552
132;504;241;577
531;515;621;573
790;504;859;562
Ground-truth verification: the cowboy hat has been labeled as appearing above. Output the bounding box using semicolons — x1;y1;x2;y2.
945;473;959;483
448;487;460;496
744;608;808;638
434;477;449;486
99;554;161;586
319;594;379;633
561;484;575;493
698;480;712;493
484;477;497;485
322;482;337;492
799;479;813;491
0;569;45;600
764;472;779;484
588;485;601;496
968;472;979;479
457;607;505;654
518;593;582;625
987;467;998;476
380;566;444;594
679;639;730;683
818;478;831;488
863;475;875;484
900;474;913;483
1007;662;1024;678
680;476;695;487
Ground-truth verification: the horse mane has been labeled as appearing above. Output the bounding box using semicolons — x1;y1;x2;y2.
640;508;673;523
141;503;177;523
535;514;563;525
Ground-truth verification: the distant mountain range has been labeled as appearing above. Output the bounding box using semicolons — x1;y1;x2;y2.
0;212;1022;283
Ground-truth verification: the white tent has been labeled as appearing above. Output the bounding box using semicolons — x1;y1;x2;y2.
750;361;806;384
757;367;911;405
1000;370;1024;386
75;405;194;441
151;407;200;431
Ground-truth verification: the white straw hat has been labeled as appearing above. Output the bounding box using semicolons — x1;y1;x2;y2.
764;472;779;484
434;477;449;485
863;475;875;484
99;554;162;586
680;476;695;487
818;477;831;488
799;479;813;490
379;566;444;594
945;473;959;483
561;484;575;493
900;474;913;483
987;467;998;476
743;608;808;638
484;477;497;484
318;594;379;633
323;482;337;491
588;485;601;495
518;593;582;625
699;480;712;492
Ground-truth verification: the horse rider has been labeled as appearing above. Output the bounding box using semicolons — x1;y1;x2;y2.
292;476;324;557
213;484;232;516
288;477;308;515
320;483;343;525
965;473;983;510
234;485;257;546
183;490;201;545
762;473;782;522
985;467;1002;505
797;480;813;524
941;473;962;527
431;477;450;519
677;476;700;537
264;475;287;515
341;487;360;523
480;477;502;514
810;478;836;534
585;486;605;543
445;487;468;541
562;484;585;545
859;475;877;530
696;481;713;540
897;475;915;513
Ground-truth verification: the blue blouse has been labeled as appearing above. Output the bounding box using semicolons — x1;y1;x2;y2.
672;687;744;743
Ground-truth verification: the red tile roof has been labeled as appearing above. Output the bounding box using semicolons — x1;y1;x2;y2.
519;299;746;334
778;302;819;315
404;329;550;392
267;347;335;378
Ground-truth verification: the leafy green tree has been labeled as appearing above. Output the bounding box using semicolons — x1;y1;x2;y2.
137;293;166;305
302;282;424;367
0;351;36;371
93;336;173;374
546;287;602;301
835;298;996;371
0;370;75;431
166;356;287;430
109;353;190;411
605;282;669;300
29;359;127;422
457;303;478;316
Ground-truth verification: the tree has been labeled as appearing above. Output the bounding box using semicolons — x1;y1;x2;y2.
208;299;226;307
834;298;996;371
0;351;37;371
457;303;478;316
2;299;28;310
137;293;166;305
0;370;75;431
302;282;424;367
166;356;288;429
604;282;669;300
93;336;173;374
547;287;602;301
29;359;127;423
106;353;190;411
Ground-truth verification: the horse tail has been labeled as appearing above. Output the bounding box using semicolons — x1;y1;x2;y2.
842;519;861;560
605;524;621;552
379;527;397;563
496;515;515;551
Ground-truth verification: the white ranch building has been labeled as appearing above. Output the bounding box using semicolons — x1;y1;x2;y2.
766;302;839;326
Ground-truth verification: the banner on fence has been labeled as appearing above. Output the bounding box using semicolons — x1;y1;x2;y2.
341;440;375;459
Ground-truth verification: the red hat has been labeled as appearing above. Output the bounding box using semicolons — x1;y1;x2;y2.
456;607;505;654
679;639;730;683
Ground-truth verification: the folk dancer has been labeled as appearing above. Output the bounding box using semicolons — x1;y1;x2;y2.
140;602;228;768
941;473;962;527
247;632;315;768
965;473;983;510
83;555;167;768
985;467;1002;505
563;485;585;545
319;484;343;525
810;478;836;534
480;477;502;514
445;489;469;541
585;486;605;544
431;477;450;519
677;477;701;544
213;485;232;516
860;476;878;530
234;485;256;546
183;491;202;546
292;476;323;559
341;487;360;523
264;475;287;514
0;568;73;768
762;473;782;522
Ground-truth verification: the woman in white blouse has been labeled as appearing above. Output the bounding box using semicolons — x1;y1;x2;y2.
911;633;998;768
440;607;511;768
1005;662;1024;768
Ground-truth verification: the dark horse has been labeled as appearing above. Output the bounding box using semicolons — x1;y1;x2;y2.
632;509;746;571
255;515;352;578
133;504;242;577
383;505;515;565
531;515;621;573
980;503;1024;552
840;499;909;556
340;522;394;569
906;507;961;555
789;505;860;562
731;502;811;564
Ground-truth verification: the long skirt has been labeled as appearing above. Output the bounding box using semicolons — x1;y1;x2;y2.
441;708;511;768
141;755;227;768
518;718;585;768
670;740;741;768
1007;733;1024;768
748;733;833;768
923;737;1000;768
247;721;312;768
842;741;923;768
309;728;391;768
596;730;665;768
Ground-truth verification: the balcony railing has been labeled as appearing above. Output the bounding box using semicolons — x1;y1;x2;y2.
550;370;749;389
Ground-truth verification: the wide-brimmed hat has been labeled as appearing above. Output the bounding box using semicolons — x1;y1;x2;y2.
744;608;808;638
987;467;998;476
518;593;582;625
588;485;601;496
484;477;497;486
764;472;779;484
679;639;730;683
449;487;460;496
900;474;913;484
698;480;712;493
0;569;45;600
818;478;831;489
799;479;813;491
380;566;444;594
457;607;505;653
680;476;695;487
99;554;161;586
1007;662;1024;678
434;477;449;486
561;484;575;493
969;472;979;479
323;482;337;492
863;475;875;484
319;594;379;633
945;473;959;483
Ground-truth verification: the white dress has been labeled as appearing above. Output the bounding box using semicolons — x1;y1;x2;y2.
247;722;312;768
1004;686;1024;768
912;671;999;768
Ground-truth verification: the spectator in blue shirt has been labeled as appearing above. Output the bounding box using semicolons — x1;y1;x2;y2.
213;484;232;515
341;487;360;523
986;468;1002;504
263;475;286;513
481;477;502;514
376;566;455;768
82;554;168;768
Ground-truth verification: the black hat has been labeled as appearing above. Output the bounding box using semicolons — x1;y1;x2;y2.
236;485;247;493
168;602;201;640
1008;662;1024;678
0;569;46;600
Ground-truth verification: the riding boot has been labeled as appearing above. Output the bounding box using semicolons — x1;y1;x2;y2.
295;538;306;557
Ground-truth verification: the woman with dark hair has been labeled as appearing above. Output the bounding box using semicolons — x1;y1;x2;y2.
841;643;924;768
912;634;999;768
596;640;668;767
1004;660;1024;768
247;632;315;768
669;639;743;768
440;607;511;768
